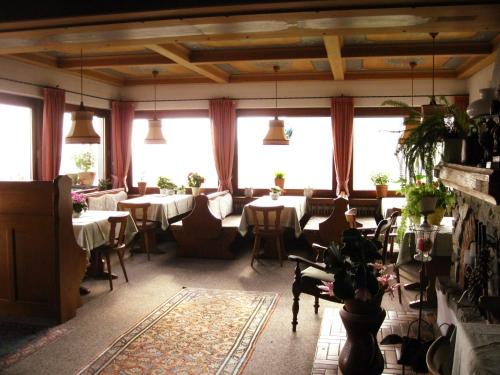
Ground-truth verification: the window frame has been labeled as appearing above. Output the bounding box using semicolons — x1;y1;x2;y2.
0;93;42;180
349;107;415;198
236;108;336;197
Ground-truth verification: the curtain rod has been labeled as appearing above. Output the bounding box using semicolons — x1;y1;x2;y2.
0;75;468;103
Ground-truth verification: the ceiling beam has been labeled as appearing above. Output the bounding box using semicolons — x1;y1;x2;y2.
324;36;344;80
342;41;492;58
58;54;175;69
457;48;499;79
146;43;229;83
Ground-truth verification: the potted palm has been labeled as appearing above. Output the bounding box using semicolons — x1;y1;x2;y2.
157;176;177;195
74;151;95;186
274;171;285;189
370;172;390;197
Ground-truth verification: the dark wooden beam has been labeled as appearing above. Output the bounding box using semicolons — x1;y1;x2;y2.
58;54;175;69
191;46;326;63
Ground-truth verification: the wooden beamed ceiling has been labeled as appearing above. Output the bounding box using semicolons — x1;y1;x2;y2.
0;1;498;86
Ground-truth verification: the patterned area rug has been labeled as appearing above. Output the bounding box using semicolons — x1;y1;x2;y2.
0;321;67;371
79;288;278;375
313;307;435;375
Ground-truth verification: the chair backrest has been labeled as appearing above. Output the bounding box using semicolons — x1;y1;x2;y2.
372;218;390;248
381;210;400;262
318;197;350;245
249;205;284;234
118;202;151;229
108;215;129;248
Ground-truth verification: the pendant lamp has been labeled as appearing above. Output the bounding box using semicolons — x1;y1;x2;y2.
399;61;420;144
263;65;289;145
421;32;444;119
66;49;99;144
144;70;166;144
467;87;500;118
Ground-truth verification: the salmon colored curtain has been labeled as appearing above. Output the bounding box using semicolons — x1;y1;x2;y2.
331;97;354;197
111;101;135;190
41;87;65;181
209;99;237;192
454;95;469;112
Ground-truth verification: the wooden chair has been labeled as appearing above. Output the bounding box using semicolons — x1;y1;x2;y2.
101;215;130;290
118;202;157;261
248;204;285;267
288;243;342;332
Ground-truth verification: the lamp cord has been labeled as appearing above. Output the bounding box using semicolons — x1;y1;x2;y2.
274;65;279;119
80;48;83;105
430;32;438;104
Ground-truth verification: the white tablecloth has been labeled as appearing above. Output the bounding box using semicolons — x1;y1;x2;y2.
452;322;500;375
239;195;307;238
120;194;193;230
396;216;453;266
72;210;138;259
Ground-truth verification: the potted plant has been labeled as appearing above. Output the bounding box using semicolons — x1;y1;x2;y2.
274;171;285;189
74;151;95;186
187;172;205;196
71;192;88;218
321;229;399;375
97;178;112;191
270;185;282;200
177;185;186;195
370;172;390;198
397;179;454;240
157;176;177;195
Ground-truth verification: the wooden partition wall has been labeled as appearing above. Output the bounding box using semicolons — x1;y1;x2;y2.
0;176;86;323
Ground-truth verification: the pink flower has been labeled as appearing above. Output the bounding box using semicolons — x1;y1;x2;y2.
318;281;334;296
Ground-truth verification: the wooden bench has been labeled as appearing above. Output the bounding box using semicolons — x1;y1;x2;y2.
84;188;127;211
0;176;87;323
170;191;242;259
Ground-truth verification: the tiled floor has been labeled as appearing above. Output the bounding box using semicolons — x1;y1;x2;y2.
312;307;435;375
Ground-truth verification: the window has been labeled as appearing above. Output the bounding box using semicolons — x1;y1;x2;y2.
131;118;218;187
59;113;105;185
238;116;333;189
0;103;33;181
352;117;403;191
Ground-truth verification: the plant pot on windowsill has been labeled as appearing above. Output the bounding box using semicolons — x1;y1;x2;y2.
78;171;95;186
375;184;388;198
274;177;285;189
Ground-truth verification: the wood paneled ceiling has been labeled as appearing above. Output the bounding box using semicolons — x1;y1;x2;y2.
0;1;499;86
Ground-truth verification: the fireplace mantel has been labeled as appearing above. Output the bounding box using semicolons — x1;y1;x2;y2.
435;162;500;205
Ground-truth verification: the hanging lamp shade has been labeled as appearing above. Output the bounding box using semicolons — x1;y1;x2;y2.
263;65;289;145
66;49;100;144
65;102;100;144
144;70;166;144
145;118;166;144
263;118;289;145
421;32;444;119
467;87;499;118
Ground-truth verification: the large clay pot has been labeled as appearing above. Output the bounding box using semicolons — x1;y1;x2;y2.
419;196;437;214
274;177;285;189
78;171;96;186
339;299;386;375
375;184;388;198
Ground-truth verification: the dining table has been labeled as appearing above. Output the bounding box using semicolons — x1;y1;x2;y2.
72;210;138;278
119;194;193;230
239;195;307;238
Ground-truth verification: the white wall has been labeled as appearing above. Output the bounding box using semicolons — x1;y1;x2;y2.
0;57;120;109
122;78;468;111
467;64;495;102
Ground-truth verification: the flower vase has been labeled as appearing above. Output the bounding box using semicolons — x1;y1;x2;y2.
72;211;82;218
160;188;168;195
191;187;200;196
339;297;386;375
270;192;279;200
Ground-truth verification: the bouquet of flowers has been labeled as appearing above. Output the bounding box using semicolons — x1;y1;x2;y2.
187;172;205;187
71;192;88;213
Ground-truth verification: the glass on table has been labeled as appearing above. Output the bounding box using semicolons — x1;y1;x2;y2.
412;223;439;262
